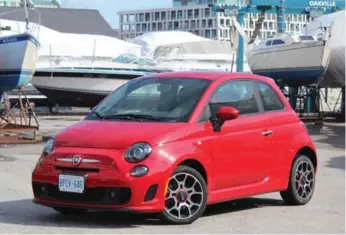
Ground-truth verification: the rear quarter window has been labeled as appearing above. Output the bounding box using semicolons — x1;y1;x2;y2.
256;82;285;112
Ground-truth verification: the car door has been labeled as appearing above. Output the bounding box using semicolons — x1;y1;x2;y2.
201;79;275;190
254;80;288;178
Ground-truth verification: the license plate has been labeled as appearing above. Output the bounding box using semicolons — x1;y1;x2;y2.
58;174;85;193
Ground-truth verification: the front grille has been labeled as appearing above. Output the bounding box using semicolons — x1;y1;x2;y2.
56;166;99;173
33;182;131;205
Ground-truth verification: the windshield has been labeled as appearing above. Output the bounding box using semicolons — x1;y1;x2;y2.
112;54;156;66
87;77;211;122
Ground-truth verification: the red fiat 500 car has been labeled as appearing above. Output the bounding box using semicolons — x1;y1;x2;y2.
32;71;317;224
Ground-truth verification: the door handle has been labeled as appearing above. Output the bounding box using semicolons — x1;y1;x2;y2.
262;130;273;136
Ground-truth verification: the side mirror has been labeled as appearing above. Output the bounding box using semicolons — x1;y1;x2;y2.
210;106;240;132
216;106;240;121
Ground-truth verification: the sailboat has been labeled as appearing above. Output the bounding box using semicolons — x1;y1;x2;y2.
0;0;41;103
246;32;331;87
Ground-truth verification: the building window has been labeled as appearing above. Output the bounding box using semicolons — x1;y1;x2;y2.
297;24;301;32
194;9;199;18
208;19;213;28
144;13;149;21
171;11;176;20
161;12;166;20
268;21;273;30
188;9;193;19
212;29;217;39
184;20;189;29
168;22;173;30
205;29;211;38
142;24;147;31
205;8;210;17
155;12;160;21
158;22;163;30
139;13;144;22
174;21;179;30
178;10;183;19
191;20;196;29
201;19;206;28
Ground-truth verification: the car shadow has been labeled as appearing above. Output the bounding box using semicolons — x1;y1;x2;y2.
203;197;284;217
325;156;346;171
307;122;345;149
0;197;284;228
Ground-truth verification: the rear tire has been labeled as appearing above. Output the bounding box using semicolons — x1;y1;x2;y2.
159;165;208;225
280;154;316;205
53;207;88;215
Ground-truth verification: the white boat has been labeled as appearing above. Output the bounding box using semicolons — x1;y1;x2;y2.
301;10;345;88
113;53;248;72
0;1;41;96
0;31;40;91
31;60;170;108
30;51;243;108
246;32;331;86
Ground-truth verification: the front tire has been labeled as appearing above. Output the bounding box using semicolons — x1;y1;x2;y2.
160;166;208;225
280;154;316;205
53;207;88;215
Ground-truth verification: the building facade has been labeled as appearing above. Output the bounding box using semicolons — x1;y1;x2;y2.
118;0;312;41
0;0;60;8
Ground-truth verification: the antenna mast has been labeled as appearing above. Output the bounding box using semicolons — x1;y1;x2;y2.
22;0;29;31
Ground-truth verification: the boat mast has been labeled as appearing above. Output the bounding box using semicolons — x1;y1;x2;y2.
22;0;29;31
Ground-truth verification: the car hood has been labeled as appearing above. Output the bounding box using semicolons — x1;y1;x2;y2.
53;120;188;149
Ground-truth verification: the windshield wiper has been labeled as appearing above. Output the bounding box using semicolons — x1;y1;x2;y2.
102;113;164;121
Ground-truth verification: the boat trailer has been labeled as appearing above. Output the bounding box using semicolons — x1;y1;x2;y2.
0;89;42;144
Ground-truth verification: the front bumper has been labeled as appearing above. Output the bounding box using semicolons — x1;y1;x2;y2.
32;146;173;212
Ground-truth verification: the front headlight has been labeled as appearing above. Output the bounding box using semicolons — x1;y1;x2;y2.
42;139;54;157
125;142;152;163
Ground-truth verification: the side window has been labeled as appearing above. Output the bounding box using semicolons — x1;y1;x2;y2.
271;39;285;45
209;80;259;116
256;82;284;111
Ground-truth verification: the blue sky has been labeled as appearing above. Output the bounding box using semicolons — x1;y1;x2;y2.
60;0;172;29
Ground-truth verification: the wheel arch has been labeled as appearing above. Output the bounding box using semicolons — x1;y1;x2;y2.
295;146;318;172
177;159;208;185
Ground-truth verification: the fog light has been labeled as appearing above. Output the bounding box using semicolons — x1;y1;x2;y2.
130;165;148;177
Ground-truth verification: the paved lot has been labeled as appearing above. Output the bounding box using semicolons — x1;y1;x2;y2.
0;116;345;234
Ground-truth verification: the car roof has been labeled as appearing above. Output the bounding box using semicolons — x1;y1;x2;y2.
142;71;274;83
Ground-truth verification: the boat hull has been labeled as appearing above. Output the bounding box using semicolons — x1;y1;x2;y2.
0;33;40;92
31;69;153;108
247;40;330;86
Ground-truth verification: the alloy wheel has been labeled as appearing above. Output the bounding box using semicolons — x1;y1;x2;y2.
164;172;204;220
294;160;315;200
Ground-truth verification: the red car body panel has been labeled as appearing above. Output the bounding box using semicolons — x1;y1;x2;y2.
32;71;317;212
